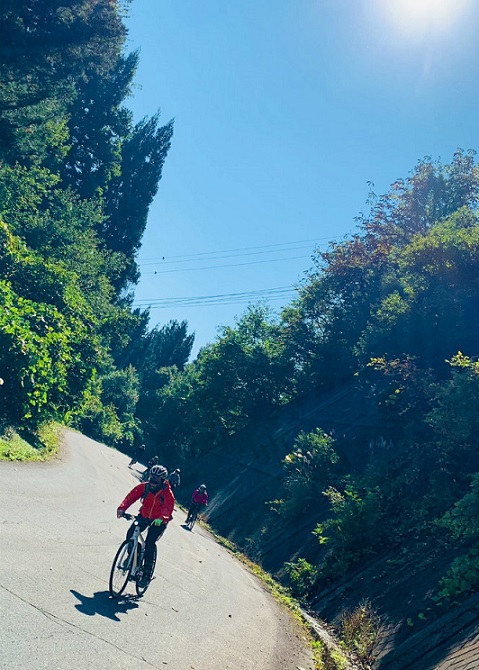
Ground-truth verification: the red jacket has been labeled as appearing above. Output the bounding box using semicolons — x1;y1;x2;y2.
191;489;208;506
118;482;175;523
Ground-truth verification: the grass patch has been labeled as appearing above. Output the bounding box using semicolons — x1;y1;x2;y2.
0;423;62;461
312;640;348;670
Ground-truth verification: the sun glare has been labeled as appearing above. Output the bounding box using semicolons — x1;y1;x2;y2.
377;0;470;38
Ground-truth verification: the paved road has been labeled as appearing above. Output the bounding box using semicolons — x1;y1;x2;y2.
0;429;315;670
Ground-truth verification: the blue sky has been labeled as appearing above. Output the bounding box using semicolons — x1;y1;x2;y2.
124;0;479;358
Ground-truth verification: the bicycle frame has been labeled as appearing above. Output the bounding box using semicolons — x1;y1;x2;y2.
123;514;146;577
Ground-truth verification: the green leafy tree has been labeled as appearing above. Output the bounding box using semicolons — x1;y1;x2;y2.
281;152;479;390
0;281;72;427
0;217;106;428
75;364;141;447
144;306;295;461
358;209;479;370
183;306;294;450
146;364;202;461
427;354;479;461
133;320;194;439
284;558;318;598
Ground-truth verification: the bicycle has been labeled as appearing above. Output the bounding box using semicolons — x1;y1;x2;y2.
186;507;199;531
109;514;157;598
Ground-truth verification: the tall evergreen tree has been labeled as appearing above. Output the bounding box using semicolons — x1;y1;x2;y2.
101;114;174;289
0;0;127;164
59;52;138;198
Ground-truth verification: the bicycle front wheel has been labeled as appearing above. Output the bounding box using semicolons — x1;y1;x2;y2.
135;544;157;597
109;539;134;597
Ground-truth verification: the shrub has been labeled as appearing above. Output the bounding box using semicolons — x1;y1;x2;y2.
436;546;479;601
339;600;381;665
279;428;338;519
314;483;386;577
284;558;318;598
436;473;479;540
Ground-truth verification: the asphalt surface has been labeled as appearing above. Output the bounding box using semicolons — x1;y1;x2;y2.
0;429;315;670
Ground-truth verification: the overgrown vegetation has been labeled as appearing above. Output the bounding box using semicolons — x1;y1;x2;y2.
0;423;62;461
147;152;479;644
0;0;188;450
2;3;479;665
311;601;381;669
339;601;382;666
313;642;347;670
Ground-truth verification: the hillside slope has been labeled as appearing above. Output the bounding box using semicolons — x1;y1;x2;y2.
175;384;478;670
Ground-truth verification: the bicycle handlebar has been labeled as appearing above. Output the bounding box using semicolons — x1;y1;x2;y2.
120;513;164;528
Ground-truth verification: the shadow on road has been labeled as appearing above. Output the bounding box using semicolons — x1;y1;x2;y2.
71;589;139;621
128;465;146;482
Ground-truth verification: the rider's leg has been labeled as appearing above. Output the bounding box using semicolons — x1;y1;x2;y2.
141;523;166;582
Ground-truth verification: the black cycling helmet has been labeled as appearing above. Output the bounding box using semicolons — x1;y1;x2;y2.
150;464;168;480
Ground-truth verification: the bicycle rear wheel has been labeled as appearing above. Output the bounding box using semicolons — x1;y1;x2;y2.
187;510;198;531
135;544;157;596
109;539;134;597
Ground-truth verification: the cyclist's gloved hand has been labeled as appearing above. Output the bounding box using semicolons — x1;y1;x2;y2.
152;518;163;527
117;509;125;518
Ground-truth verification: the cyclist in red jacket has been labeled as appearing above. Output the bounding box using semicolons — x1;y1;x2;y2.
186;484;208;524
117;464;175;587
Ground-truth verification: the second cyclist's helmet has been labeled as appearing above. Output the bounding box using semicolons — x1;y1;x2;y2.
199;484;206;491
150;464;168;480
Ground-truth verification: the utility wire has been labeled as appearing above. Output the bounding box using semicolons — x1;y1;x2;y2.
138;235;338;265
133;285;298;309
144;254;313;275
141;243;319;266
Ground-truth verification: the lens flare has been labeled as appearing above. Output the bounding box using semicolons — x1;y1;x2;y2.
377;0;470;37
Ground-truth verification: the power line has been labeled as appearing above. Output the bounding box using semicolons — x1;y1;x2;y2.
141;243;320;266
133;285;298;309
138;235;338;265
144;254;313;275
134;286;296;307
